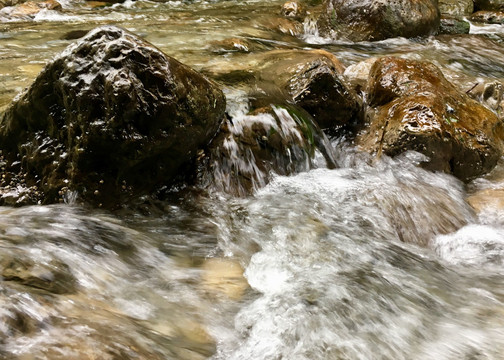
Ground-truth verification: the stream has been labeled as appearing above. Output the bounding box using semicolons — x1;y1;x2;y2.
1;1;504;359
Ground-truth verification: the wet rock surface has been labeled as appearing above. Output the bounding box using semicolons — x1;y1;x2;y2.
470;10;504;24
357;57;504;181
0;25;225;208
205;49;362;131
280;1;306;20
467;80;504;119
438;0;474;16
317;0;440;42
284;50;363;130
439;16;470;34
0;0;61;18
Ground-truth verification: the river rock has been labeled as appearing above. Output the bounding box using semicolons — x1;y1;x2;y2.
470;10;504;24
204;49;362;131
357;57;504;181
201;258;249;300
0;25;225;208
343;57;379;94
439;17;470;34
467;80;504;119
284;50;363;129
208;38;254;54
317;0;440;42
438;0;474;16
0;0;61;18
466;188;504;215
0;0;24;8
474;0;504;11
281;1;306;20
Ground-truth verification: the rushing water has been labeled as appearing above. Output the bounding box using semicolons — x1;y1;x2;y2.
2;1;504;359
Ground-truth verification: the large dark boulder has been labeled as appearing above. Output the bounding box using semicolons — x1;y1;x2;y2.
357;57;504;181
0;25;226;207
317;0;440;42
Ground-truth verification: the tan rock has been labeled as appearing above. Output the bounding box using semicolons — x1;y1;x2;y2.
470;10;504;24
201;258;249;300
466;188;504;213
357;57;504;181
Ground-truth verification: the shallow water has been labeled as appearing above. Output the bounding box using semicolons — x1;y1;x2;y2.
1;1;504;359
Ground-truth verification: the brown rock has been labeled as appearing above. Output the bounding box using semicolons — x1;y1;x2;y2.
466;188;504;214
201;258;249;300
0;0;23;8
208;38;253;53
470;10;504;24
357;57;504;181
264;17;303;36
281;1;306;20
317;0;440;42
4;0;60;17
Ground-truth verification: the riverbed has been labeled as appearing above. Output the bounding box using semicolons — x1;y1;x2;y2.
1;1;504;359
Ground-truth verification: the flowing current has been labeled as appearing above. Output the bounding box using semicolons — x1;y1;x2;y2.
2;0;504;359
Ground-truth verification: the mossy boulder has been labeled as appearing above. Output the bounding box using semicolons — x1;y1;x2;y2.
357;57;504;181
0;26;225;208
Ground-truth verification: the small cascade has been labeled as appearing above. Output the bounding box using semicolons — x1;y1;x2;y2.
201;104;336;196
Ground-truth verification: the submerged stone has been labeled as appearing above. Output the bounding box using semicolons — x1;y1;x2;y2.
0;25;226;208
317;0;440;42
357;57;504;181
1;255;77;294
